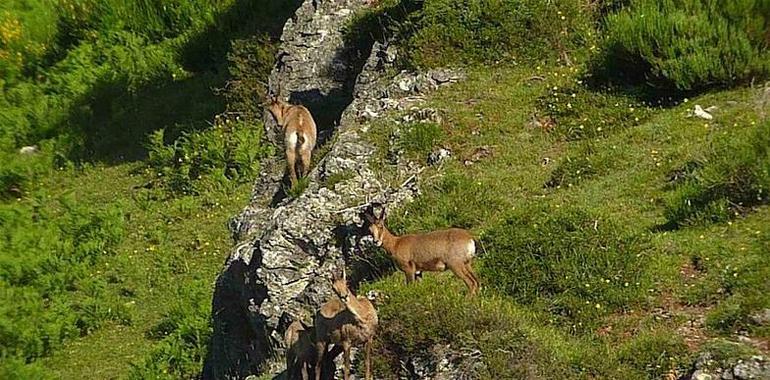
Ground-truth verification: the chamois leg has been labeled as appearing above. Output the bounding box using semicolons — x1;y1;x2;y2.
403;262;417;284
286;147;298;187
314;341;326;380
463;262;480;294
342;341;352;380
365;339;372;380
299;146;312;179
449;263;475;295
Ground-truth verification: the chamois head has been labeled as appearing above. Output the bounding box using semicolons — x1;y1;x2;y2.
331;269;351;304
265;94;288;126
363;207;386;247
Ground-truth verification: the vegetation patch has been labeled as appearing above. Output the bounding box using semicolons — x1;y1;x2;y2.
594;0;770;92
480;205;649;330
664;120;770;228
0;196;126;367
147;120;273;196
537;82;653;140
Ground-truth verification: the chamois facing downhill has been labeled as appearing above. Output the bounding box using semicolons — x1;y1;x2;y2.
364;207;480;295
313;271;377;380
266;96;318;187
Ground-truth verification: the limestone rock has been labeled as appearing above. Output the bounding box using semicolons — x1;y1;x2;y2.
202;1;463;378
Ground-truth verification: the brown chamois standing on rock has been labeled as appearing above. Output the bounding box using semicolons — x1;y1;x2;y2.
364;207;480;295
313;270;377;380
266;96;317;187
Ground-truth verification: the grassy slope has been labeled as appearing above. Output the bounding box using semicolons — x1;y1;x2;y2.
362;64;769;378
30;163;248;378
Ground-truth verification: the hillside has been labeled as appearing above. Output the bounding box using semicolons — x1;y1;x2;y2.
1;0;769;379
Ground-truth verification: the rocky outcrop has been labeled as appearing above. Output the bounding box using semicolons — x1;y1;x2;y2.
689;351;770;380
203;1;462;378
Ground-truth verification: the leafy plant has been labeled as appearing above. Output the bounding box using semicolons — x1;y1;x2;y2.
147;121;273;196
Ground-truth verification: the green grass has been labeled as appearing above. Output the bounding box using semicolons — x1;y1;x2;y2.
361;63;770;378
32;163;251;379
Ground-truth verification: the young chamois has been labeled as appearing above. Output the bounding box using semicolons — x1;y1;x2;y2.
364;207;480;295
285;320;315;380
266;96;317;187
313;271;377;380
284;320;342;380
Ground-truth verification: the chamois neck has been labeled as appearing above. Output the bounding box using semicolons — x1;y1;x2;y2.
343;294;370;323
380;226;399;255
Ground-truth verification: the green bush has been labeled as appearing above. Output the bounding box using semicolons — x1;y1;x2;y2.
357;0;595;68
596;0;770;91
664;120;770;227
401;0;595;67
480;206;649;329
147;121;273;196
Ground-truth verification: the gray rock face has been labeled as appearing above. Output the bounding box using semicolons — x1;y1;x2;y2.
690;351;770;380
203;1;463;379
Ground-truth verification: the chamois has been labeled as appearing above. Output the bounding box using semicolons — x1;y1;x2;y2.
313;271;377;380
266;97;317;187
285;320;315;380
364;207;480;295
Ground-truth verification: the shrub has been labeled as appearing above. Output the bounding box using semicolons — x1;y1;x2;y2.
354;0;596;69
664;120;770;227
147;120;273;195
480;205;649;329
596;0;770;91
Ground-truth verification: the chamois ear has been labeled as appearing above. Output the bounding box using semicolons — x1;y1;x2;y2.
378;207;386;222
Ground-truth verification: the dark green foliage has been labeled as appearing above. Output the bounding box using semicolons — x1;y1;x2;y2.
665;120;770;227
0;357;55;380
595;0;770;91
480;206;649;329
147;121;273;195
0;196;126;362
225;35;276;119
397;122;444;162
401;0;595;67
128;282;212;379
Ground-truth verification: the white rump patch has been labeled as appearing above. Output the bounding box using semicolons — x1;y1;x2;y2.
286;131;298;147
467;240;476;258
